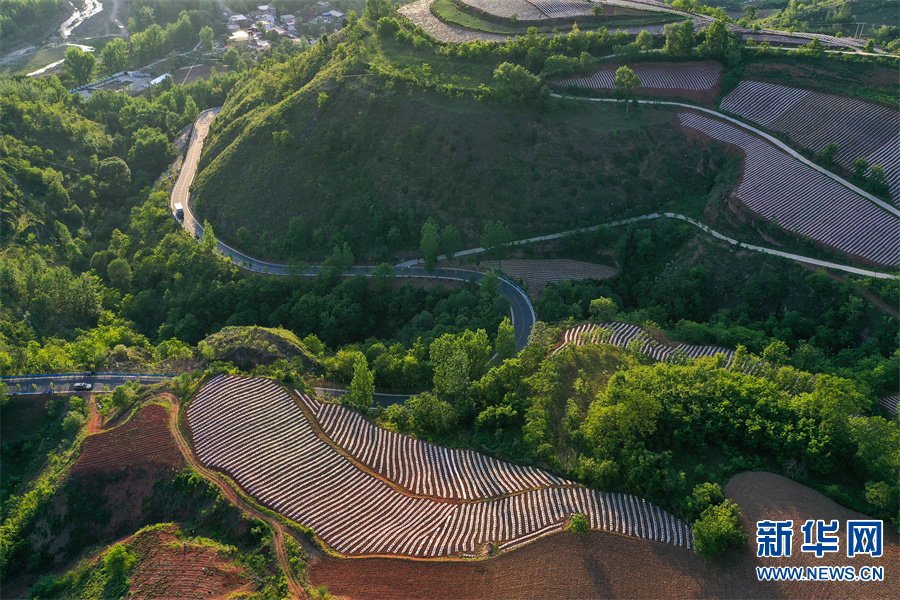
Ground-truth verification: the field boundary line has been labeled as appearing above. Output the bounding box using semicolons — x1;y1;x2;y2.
289;387;584;504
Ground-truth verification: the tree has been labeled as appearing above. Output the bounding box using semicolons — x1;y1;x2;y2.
182;96;199;124
223;47;239;69
431;338;470;404
614;65;641;112
420;219;441;272
325;242;354;270
481;220;512;260
104;543;136;577
495;317;517;362
664;20;695;58
408;392;457;434
364;0;394;21
202;220;216;251
589;297;617;322
65;46;96;86
689;482;725;519
372;262;395;292
100;38;128;74
802;37;825;58
441;225;461;261
493;62;544;102
200;25;215;51
345;355;374;412
131;23;167;64
62;410;86;434
127;126;176;175
744;5;757;20
111;382;138;410
97;157;131;197
869;165;889;195
852;156;869;181
817;142;839;166
636;30;654;51
699;19;731;57
107;257;131;289
167;13;195;49
693;500;747;558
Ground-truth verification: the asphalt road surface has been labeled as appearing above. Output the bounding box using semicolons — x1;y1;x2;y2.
2;373;174;395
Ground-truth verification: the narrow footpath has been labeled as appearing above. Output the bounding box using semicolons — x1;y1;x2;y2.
162;393;310;599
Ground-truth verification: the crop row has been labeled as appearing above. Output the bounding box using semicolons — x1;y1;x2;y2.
303;393;571;500
557;322;733;363
679;112;900;266
528;0;592;19
720;81;900;203
188;375;693;556
459;0;544;20
878;394;898;417
562;62;722;92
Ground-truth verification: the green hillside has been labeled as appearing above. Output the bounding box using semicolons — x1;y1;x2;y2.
192;21;733;263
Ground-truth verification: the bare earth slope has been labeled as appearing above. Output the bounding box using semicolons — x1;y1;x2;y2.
308;472;897;599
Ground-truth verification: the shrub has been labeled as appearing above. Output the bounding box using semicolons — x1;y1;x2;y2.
567;512;589;533
104;543;136;577
693;500;747;558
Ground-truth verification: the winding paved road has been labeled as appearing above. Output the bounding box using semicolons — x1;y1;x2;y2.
172;109;537;350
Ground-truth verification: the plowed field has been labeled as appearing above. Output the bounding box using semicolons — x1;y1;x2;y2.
72;403;184;474
309;473;897;599
129;524;252;600
725;472;898;600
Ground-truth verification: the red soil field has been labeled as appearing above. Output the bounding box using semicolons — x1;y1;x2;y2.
129;524;252;600
309;472;897;599
72;403;184;475
725;471;898;600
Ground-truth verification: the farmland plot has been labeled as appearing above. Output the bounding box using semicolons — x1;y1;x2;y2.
302;393;572;500
459;0;544;20
528;0;593;18
188;375;694;557
720;81;900;204
679;111;900;266
878;393;898;417
563;62;722;92
556;322;733;363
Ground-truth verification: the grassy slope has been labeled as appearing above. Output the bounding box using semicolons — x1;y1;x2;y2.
736;55;900;107
760;0;900;35
193;29;729;262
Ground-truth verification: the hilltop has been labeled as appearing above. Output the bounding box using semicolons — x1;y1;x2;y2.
192;17;736;263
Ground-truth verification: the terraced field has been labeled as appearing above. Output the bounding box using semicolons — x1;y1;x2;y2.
562;62;722;92
529;0;593;18
678;111;900;266
72;403;183;475
459;0;543;20
720;81;900;204
187;375;694;558
556;322;733;363
878;393;899;416
300;393;571;500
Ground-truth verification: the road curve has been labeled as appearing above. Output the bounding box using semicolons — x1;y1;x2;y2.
171;110;537;350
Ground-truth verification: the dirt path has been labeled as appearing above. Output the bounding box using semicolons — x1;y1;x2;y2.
86;393;101;434
160;393;308;599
